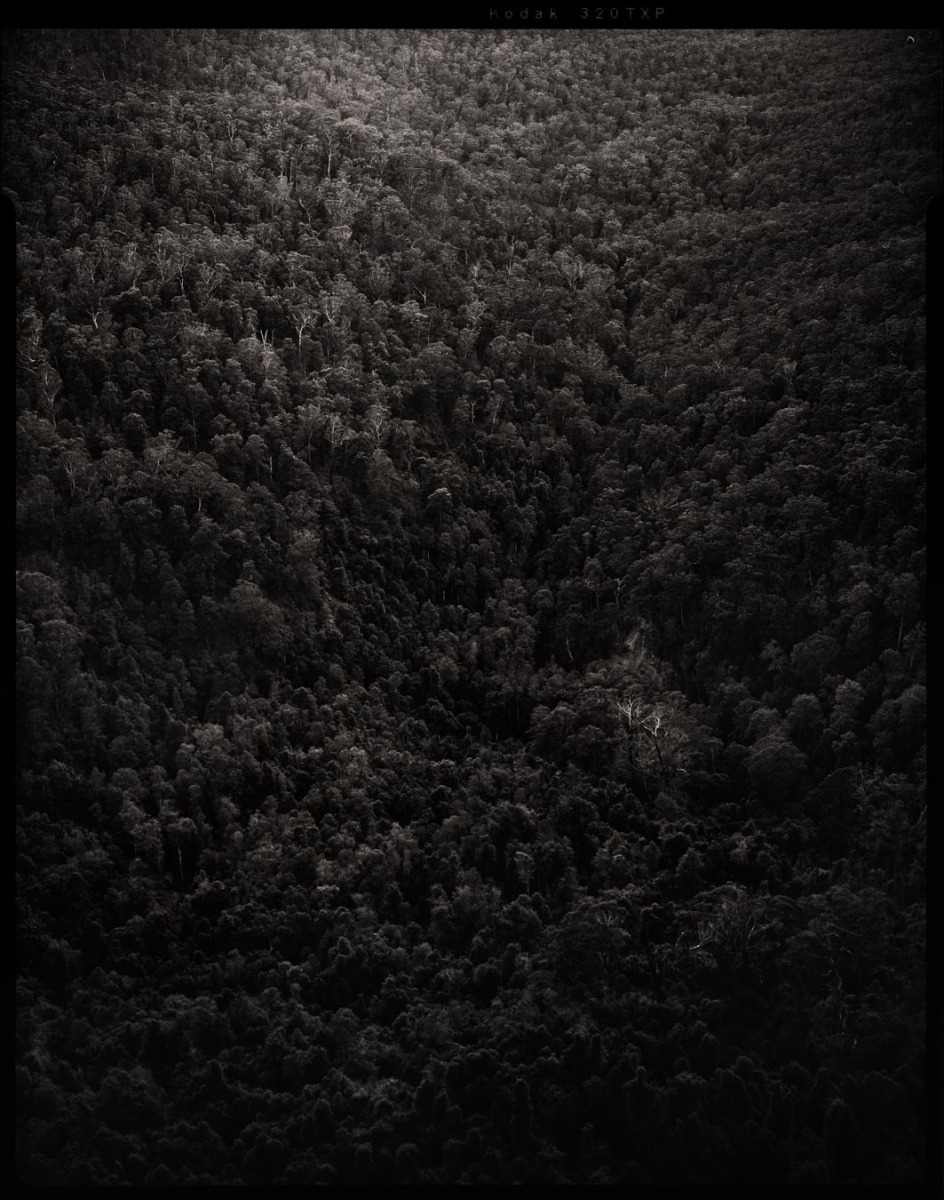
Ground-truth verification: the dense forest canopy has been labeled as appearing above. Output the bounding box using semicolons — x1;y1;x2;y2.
10;26;934;1186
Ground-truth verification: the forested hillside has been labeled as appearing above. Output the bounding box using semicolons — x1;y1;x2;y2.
11;27;934;1186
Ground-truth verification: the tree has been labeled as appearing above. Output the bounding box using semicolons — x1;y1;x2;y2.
544;893;633;996
745;735;807;806
616;692;691;788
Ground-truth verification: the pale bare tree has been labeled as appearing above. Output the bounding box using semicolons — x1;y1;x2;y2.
364;402;390;447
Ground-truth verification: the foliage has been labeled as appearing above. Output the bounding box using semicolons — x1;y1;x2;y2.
10;25;931;1187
